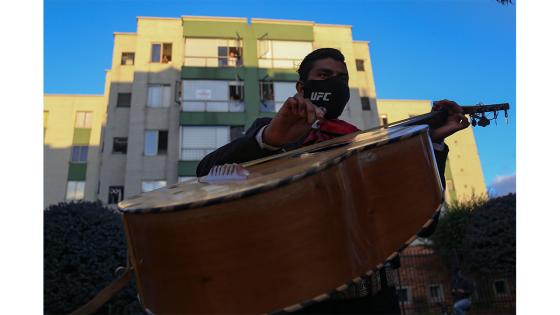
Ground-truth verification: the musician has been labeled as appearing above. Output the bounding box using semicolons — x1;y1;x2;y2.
196;48;470;313
197;48;469;180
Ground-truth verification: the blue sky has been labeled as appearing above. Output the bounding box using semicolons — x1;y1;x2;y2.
44;0;516;193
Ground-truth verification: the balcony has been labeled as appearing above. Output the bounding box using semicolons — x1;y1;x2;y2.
182;100;244;113
184;56;243;68
258;58;302;70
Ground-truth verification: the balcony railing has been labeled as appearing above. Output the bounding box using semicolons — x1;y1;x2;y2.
258;58;303;70
182;100;245;112
183;56;243;68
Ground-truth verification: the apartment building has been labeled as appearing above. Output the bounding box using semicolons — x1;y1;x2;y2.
43;94;107;208
97;16;382;203
43;15;486;207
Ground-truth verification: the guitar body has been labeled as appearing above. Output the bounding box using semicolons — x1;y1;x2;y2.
118;125;444;314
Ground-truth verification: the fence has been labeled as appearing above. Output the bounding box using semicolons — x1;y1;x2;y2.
396;246;515;315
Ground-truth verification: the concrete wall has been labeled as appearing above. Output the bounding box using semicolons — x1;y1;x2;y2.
100;17;184;200
353;41;380;129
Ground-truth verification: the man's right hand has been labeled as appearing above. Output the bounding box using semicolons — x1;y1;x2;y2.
262;92;325;147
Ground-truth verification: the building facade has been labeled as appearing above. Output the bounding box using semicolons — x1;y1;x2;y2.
43;15;486;208
43;94;107;207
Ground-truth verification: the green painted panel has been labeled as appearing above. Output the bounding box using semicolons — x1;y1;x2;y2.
258;69;300;81
73;128;91;145
180;112;247;126
256;112;276;119
181;67;245;80
252;23;313;41
182;67;298;81
183;21;249;38
68;163;87;181
178;161;200;176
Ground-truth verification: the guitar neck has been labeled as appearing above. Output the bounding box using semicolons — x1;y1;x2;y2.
461;103;510;115
390;102;510;129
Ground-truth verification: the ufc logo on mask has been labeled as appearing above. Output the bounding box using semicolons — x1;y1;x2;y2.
310;92;331;101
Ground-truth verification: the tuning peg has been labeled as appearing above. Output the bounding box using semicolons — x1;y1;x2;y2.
478;114;490;127
505;109;509;125
471;117;477;127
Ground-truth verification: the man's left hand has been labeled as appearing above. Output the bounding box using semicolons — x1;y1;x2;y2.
430;99;470;142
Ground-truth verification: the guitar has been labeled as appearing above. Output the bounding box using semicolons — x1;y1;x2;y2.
116;103;509;314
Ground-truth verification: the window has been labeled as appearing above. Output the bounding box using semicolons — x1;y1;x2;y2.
493;280;508;296
260;81;274;100
142;181;167;193
218;46;242;67
121;52;135;65
428;284;444;302
147;85;171;108
116;93;132;107
182;80;244;112
356;59;365;71
151;43;172;63
144;130;168;156
229;82;244;101
228;81;245;112
361;97;371;110
108;186;124;204
180;126;232;161
397;287;411;304
75;111;92;128
70;146;89;163
158;131;168;154
44;111;49;138
66;181;85;200
184;38;244;67
257;40;312;69
112;137;128;154
380;114;388;127
260;81;296;112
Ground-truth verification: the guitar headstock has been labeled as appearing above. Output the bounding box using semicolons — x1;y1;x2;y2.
461;103;510;127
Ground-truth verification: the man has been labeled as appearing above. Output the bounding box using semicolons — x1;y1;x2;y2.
197;48;468;177
196;48;469;313
452;269;474;315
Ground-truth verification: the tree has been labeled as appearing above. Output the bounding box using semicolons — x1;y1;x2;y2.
497;0;513;5
426;197;485;254
462;194;516;273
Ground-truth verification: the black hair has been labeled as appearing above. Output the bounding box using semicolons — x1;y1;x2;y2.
297;48;346;82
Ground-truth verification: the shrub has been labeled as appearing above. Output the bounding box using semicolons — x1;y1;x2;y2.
462;194;516;273
427;196;486;253
44;201;142;314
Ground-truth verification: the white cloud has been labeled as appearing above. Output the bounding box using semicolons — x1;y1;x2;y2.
489;173;516;197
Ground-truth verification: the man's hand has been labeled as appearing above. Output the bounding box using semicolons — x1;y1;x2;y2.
263;92;325;147
430;99;470;142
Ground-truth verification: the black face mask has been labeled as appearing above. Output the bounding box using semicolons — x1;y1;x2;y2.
303;76;350;119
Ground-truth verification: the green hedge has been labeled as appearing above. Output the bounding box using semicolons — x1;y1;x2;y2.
44;201;143;314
